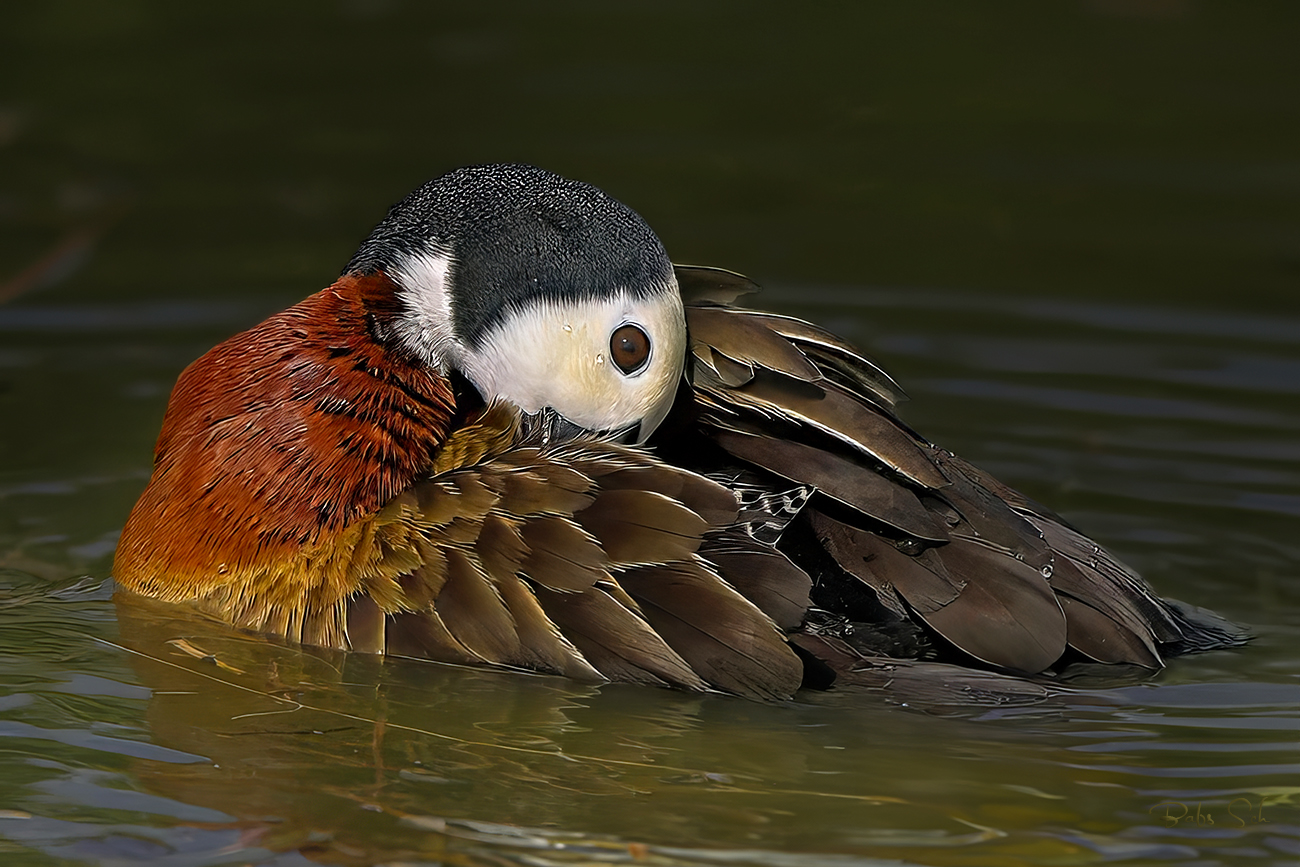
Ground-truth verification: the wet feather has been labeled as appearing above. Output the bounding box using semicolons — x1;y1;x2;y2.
532;585;708;690
617;561;804;700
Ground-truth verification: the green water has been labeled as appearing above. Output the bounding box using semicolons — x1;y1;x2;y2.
2;3;1298;864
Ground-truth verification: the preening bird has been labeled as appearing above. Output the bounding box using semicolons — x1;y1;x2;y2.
113;164;1240;700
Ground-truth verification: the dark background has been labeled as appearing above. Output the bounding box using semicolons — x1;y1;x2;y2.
2;5;1298;863
6;1;1296;310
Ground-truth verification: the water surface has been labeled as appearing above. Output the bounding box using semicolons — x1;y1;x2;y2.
2;3;1298;865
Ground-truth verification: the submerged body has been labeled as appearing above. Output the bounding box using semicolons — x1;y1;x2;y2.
114;165;1240;700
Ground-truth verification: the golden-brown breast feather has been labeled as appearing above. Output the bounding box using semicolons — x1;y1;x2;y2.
346;403;802;699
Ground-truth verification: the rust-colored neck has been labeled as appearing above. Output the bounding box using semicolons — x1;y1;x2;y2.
114;272;457;597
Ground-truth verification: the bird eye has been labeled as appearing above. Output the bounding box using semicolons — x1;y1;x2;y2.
610;323;651;375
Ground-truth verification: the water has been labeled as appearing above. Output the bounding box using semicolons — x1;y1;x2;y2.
3;3;1299;865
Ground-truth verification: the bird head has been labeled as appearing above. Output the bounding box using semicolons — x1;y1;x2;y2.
345;164;686;444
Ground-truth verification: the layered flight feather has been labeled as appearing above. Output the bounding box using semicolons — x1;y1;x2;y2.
672;265;1242;677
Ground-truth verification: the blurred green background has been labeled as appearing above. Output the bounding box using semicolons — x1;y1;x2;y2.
2;4;1299;864
5;0;1296;311
5;1;1296;580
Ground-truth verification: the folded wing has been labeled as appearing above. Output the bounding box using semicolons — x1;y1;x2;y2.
672;266;1242;679
246;401;807;700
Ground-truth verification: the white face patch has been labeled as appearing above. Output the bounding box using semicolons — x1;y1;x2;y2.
454;283;686;443
390;249;461;368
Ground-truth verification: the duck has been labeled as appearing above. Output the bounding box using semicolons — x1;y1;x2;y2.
113;163;1240;700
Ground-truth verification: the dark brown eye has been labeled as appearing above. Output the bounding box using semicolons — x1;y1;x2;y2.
610;323;651;375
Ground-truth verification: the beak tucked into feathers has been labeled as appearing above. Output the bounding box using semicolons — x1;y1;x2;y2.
351;164;687;445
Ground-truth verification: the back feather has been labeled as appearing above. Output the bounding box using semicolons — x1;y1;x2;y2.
663;291;1244;684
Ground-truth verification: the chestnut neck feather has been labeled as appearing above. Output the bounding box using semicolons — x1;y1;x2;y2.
114;272;457;595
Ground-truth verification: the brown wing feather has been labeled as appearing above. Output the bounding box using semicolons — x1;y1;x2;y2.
532;584;708;690
517;516;611;592
715;428;949;542
697;345;757;387
737;310;905;407
575;489;710;566
807;509;1067;672
494;465;596;517
921;538;1067;673
919;437;1182;666
1032;516;1183;644
1057;591;1163;668
688;305;823;382
434;548;522;664
680;287;1239;685
699;367;947;489
616;561;804;700
594;463;740;527
673;265;762;306
808;509;961;614
700;541;811;630
386;607;484;665
931;449;1053;570
492;571;603;679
